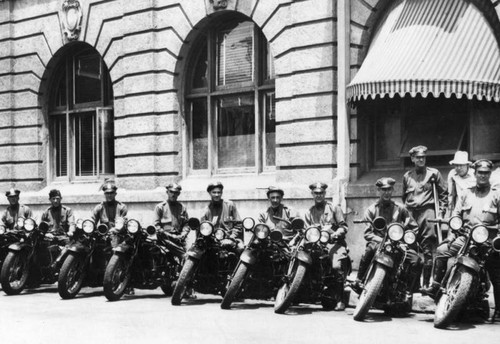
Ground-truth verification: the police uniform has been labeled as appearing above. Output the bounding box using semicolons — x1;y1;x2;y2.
41;205;75;236
0;189;32;231
402;145;448;286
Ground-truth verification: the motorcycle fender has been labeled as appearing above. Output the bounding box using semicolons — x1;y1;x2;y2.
8;242;30;252
186;246;205;260
375;252;394;268
68;243;90;254
113;244;132;254
239;249;257;265
297;251;312;265
457;256;480;272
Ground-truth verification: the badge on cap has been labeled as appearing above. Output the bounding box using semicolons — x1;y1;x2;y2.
102;182;117;193
473;159;493;172
309;182;328;192
5;188;20;197
375;177;396;189
266;186;284;197
409;145;427;157
166;183;182;193
207;181;224;192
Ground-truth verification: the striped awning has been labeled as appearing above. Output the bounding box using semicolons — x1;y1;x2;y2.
347;0;500;102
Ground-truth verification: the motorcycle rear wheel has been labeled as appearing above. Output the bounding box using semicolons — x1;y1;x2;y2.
103;254;130;302
274;261;307;314
171;257;197;306
0;251;30;295
221;262;249;310
58;254;86;299
434;266;474;329
353;264;387;321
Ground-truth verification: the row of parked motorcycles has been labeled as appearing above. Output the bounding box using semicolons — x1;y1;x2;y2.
1;214;499;329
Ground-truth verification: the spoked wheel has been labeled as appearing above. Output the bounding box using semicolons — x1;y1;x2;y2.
434;266;474;329
103;254;131;302
0;251;30;295
353;265;386;321
58;254;87;299
221;262;249;310
171;257;198;306
274;261;307;314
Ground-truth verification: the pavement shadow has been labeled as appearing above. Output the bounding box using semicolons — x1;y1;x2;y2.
22;286;58;295
226;301;274;310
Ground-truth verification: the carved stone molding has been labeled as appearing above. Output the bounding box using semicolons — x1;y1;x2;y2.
62;0;83;41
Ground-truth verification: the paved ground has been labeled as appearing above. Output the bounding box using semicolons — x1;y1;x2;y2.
1;285;498;344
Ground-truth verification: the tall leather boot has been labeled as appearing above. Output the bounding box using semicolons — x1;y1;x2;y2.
421;258;446;297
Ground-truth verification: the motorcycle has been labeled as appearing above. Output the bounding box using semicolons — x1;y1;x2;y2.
0;226;23;268
171;218;246;305
430;216;500;328
274;221;351;314
57;218;112;299
0;218;68;295
352;217;420;321
220;217;302;309
103;218;188;301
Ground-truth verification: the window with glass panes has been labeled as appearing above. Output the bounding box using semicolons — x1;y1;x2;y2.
186;19;275;174
49;46;114;180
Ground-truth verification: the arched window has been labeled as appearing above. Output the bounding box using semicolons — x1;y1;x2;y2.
49;45;114;180
186;17;275;174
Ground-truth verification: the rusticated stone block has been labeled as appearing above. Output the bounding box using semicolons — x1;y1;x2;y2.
277;119;335;145
277;143;334;166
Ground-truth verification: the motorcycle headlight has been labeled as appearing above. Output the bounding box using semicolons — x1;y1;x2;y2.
449;216;463;231
242;217;255;231
320;231;330;244
127;220;140;234
24;218;36;232
82;220;95;234
387;223;404;241
215;229;225;240
17;217;25;228
403;231;416;245
76;219;83;229
254;224;270;240
305;227;321;243
270;230;283;242
200;222;214;237
115;217;125;231
472;225;489;244
146;226;156;236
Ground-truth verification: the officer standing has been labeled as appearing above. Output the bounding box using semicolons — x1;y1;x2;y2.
0;188;32;232
304;182;350;311
153;183;190;256
352;178;422;294
421;159;500;322
403;145;448;288
447;151;475;214
40;189;75;244
258;186;300;242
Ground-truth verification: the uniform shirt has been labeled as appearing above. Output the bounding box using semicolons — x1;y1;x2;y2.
304;201;348;235
41;205;75;236
153;200;189;237
258;204;300;241
200;200;241;239
0;203;32;230
447;168;476;212
362;200;418;243
403;166;448;213
453;185;500;236
91;201;128;228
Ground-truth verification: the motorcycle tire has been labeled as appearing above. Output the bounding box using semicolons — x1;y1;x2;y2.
221;262;249;310
160;282;174;296
0;251;30;295
353;264;387;321
434;266;474;329
274;261;307;314
58;254;86;299
103;254;131;302
171;257;197;306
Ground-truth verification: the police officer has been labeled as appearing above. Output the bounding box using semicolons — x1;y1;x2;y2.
0;188;32;232
447;151;475;214
421;159;500;322
258;186;300;243
40;189;75;244
201;181;243;251
305;182;350;311
352;178;422;294
153;183;190;256
403;145;448;288
90;181;128;248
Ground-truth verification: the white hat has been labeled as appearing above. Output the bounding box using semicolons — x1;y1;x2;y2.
449;151;471;165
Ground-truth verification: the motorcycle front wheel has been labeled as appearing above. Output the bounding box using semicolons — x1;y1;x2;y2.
103;254;131;302
58;253;86;299
274;261;307;314
434;266;474;329
0;251;30;295
171;257;198;306
221;262;249;310
353;264;387;321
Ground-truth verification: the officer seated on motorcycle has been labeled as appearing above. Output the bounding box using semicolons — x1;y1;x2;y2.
351;177;422;295
305;182;350;311
257;186;301;245
201;181;244;253
153;182;190;258
421;159;500;322
0;188;32;233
